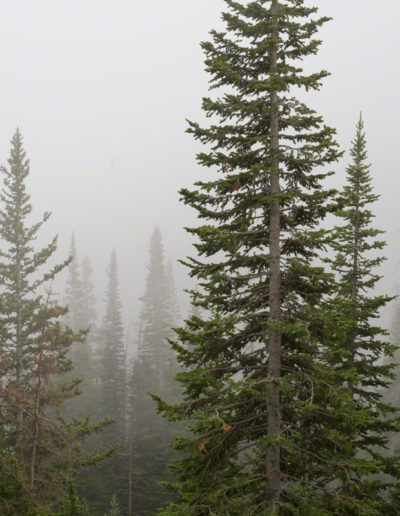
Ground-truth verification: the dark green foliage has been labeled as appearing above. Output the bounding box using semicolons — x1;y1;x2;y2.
56;477;90;516
329;116;396;395
152;1;399;514
330;118;400;511
105;494;122;516
0;129;108;514
385;301;400;457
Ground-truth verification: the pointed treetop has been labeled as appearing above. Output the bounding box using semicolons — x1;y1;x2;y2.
70;233;77;260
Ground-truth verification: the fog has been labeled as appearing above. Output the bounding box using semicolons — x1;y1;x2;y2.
0;0;399;329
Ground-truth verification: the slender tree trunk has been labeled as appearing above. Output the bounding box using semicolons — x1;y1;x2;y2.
29;344;43;491
16;242;24;461
128;443;133;516
29;291;50;491
266;0;281;507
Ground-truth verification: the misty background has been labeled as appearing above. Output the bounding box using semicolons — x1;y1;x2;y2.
0;0;398;334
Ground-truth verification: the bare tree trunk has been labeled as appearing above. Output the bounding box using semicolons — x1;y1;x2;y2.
266;0;281;507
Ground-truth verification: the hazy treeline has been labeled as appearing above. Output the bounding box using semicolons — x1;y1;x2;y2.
64;227;182;515
0;128;182;515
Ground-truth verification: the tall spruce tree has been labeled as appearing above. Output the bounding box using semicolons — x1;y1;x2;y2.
99;250;125;437
329;116;400;512
127;227;179;515
80;255;97;342
64;238;98;420
0;129;107;513
152;2;394;514
84;250;126;514
137;227;176;386
65;235;84;333
65;240;97;340
166;258;181;328
105;494;122;516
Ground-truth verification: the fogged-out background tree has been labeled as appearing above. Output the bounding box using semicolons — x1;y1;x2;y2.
58;228;182;515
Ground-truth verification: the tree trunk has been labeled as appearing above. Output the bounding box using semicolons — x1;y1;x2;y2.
266;0;281;507
29;346;43;492
128;443;133;516
16;239;24;460
29;322;46;492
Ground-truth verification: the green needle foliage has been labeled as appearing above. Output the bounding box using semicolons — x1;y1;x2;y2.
128;227;180;515
105;494;121;516
99;250;126;442
0;129;110;513
56;477;90;516
83;250;126;514
64;237;98;421
326;116;400;513
154;1;387;514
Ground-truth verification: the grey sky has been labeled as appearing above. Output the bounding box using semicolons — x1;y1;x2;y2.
0;1;399;330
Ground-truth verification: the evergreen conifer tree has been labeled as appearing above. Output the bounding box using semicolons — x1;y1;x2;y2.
64;239;98;420
152;2;389;514
80;255;97;342
85;250;126;514
137;227;175;385
166;258;181;327
99;250;125;437
57;477;90;516
328;116;400;512
0;129;107;513
105;494;122;516
127;227;179;514
66;235;84;332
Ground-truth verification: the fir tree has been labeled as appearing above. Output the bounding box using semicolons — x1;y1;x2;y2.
85;250;126;514
0;129;108;513
65;235;84;332
138;227;176;387
99;250;125;436
80;255;97;342
166;258;181;327
127;227;179;515
105;494;121;516
57;477;90;516
152;2;391;514
329;116;400;511
64;239;97;420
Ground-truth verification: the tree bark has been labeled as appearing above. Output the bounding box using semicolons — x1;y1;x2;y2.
266;0;281;507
